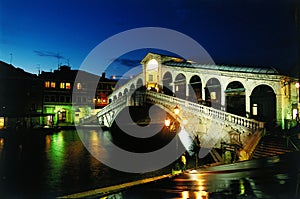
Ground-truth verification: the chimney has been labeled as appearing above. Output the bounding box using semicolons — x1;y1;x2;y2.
101;72;106;79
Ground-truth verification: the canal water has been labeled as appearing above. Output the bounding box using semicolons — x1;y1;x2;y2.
0;126;198;198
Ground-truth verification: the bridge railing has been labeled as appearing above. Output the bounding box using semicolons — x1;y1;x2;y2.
146;91;264;131
96;94;127;117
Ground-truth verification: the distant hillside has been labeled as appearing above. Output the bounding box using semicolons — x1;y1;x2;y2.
0;61;36;79
0;61;39;117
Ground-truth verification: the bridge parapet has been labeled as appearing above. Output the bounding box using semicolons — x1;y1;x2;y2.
97;94;129;127
146;91;264;132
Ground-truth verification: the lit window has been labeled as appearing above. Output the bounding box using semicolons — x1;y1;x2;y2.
60;82;65;89
45;81;50;88
77;83;82;90
0;117;5;129
66;83;71;89
51;82;56;88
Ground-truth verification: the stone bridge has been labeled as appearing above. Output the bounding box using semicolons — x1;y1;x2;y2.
96;52;299;160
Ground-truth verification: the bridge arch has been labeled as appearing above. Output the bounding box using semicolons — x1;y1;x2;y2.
189;75;202;103
136;78;143;89
205;77;221;109
174;73;186;99
162;71;173;95
118;92;122;98
130;83;135;93
124;88;128;95
225;81;246;117
250;84;276;126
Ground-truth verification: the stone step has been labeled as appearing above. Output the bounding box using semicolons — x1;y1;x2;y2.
252;134;293;159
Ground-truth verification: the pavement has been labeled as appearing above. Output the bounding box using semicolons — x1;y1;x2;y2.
57;173;174;198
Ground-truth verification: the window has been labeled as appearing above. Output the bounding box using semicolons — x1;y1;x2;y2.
60;96;65;102
60;82;65;89
50;82;56;88
77;83;82;90
0;117;5;129
45;81;50;88
66;96;71;102
149;74;153;81
44;96;50;102
66;83;71;89
50;96;56;102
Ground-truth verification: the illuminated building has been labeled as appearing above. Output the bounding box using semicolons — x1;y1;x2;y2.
39;65;116;126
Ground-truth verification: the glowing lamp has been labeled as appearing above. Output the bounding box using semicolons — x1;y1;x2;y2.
165;119;171;127
174;105;180;115
296;82;300;89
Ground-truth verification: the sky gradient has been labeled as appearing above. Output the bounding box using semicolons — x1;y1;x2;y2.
1;0;299;77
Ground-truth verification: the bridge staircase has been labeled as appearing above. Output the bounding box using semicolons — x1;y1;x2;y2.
251;125;300;159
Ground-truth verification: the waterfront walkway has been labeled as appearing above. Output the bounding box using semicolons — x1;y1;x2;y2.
58;174;173;198
59;152;300;199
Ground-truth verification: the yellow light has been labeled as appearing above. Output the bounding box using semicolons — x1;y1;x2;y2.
165;119;171;127
174;105;180;115
181;191;189;199
293;109;298;119
296;82;300;89
0;117;4;129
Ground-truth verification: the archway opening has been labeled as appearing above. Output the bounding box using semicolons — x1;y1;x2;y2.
146;59;159;90
225;81;245;117
162;72;173;96
250;85;276;127
174;73;186;100
205;78;221;109
189;75;202;103
136;78;144;90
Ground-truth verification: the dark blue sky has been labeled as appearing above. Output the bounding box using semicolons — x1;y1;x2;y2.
0;0;299;77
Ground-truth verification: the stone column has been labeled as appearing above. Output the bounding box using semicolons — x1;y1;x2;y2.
245;88;251;117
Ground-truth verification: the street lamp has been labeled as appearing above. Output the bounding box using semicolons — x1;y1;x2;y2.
165;118;171;127
174;105;180;116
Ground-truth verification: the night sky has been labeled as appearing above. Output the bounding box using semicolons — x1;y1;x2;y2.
0;0;299;77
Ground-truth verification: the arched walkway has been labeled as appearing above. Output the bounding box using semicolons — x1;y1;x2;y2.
225;81;245;117
162;72;173;96
205;78;221;109
174;73;186;99
189;75;202;103
250;85;276;126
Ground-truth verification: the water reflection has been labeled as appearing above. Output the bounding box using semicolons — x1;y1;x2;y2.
112;152;300;199
1;129;160;197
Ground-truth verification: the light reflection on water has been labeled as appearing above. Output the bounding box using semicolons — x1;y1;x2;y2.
0;129;159;197
1;129;299;199
110;152;300;199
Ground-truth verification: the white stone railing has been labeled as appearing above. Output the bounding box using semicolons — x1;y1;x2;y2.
146;91;264;131
109;73;144;101
97;90;264;131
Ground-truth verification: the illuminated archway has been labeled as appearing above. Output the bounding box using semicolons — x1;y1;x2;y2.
250;85;276;126
205;78;221;109
225;81;245;116
189;75;202;103
146;59;159;90
162;72;173;96
174;73;186;99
